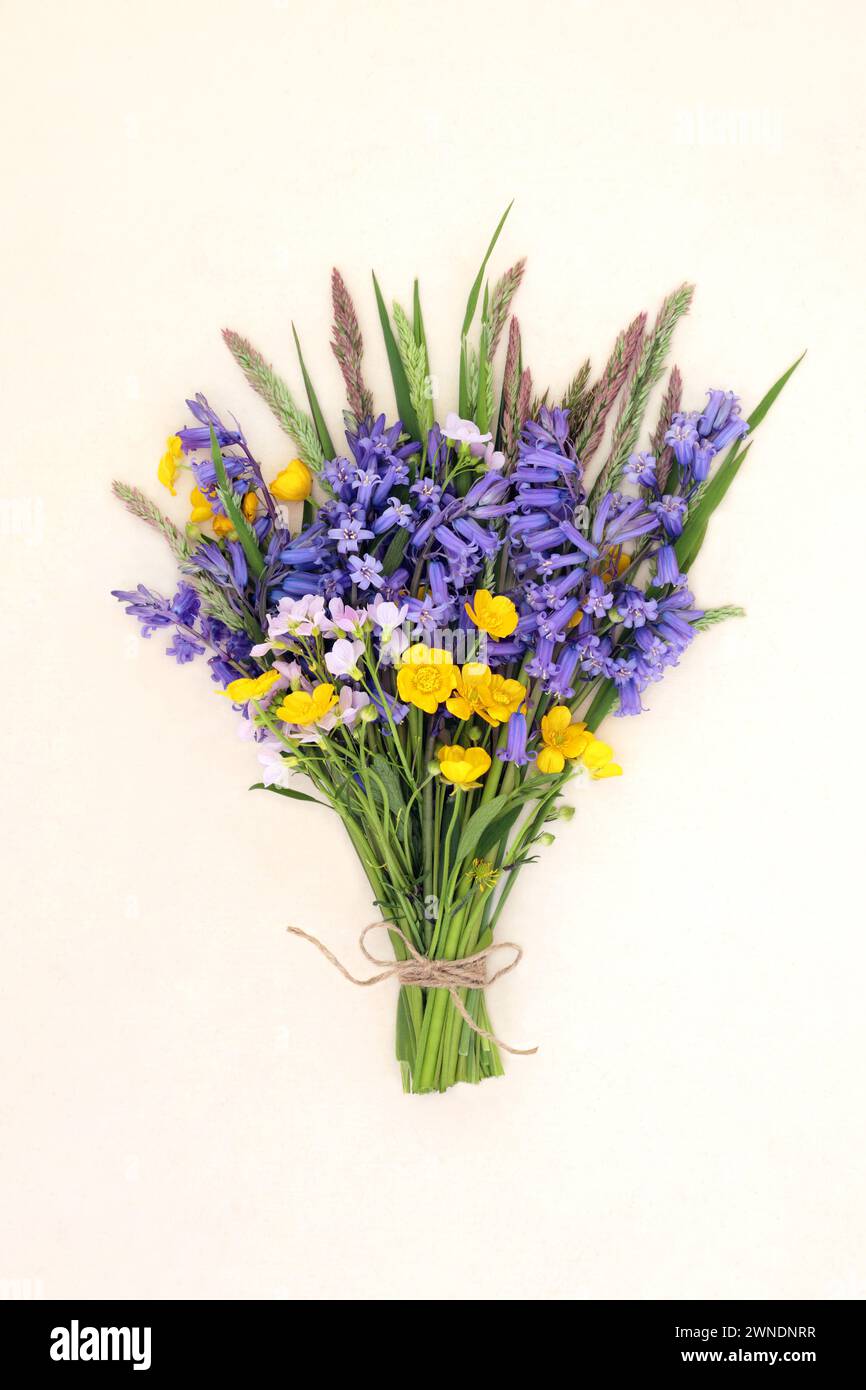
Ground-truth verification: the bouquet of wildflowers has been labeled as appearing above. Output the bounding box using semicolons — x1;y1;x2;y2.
113;208;800;1094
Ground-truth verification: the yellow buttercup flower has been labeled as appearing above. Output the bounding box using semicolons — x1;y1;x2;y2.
465;588;518;639
444;662;526;726
189;486;213;523
396;644;457;714
579;738;622;780
275;683;338;726
480;674;526;726
536;707;592;774
437;744;492;788
212;514;235;538
271;459;312;503
157;435;184;495
446;662;492;721
219;670;281;703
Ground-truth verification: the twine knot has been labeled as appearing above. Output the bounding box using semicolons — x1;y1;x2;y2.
286;922;537;1057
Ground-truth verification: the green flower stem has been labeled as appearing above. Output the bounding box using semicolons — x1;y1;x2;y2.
362;651;415;788
414;900;469;1092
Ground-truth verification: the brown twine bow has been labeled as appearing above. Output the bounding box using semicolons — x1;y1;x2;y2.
286;922;538;1056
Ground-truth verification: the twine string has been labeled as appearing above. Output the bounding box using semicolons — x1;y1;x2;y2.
286;922;538;1057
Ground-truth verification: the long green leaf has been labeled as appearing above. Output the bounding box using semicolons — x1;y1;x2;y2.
476;804;525;860
209;426;265;580
458;338;471;418
461;201;512;336
292;323;335;460
584;680;618;733
476;287;492;432
372;271;420;439
455;793;514;866
744;349;806;431
382;526;411;576
249;783;329;807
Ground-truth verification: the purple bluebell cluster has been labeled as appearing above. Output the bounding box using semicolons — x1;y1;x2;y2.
492;394;748;715
112;580;254;680
114;386;747;719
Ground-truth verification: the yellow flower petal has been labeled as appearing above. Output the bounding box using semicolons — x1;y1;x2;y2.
537;747;566;774
158;453;179;495
481;675;526;725
560;726;592;760
397;653;457;713
189;485;213;523
464;589;518;639
541;705;573;738
445;694;473;720
465;747;492;776
220;670;281;703
270;459;312;503
403;643;454;666
437;743;491;786
438;744;466;765
275;691;314;723
582;738;615;770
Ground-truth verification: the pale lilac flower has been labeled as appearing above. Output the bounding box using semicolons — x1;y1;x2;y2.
257;736;294;788
442;412;493;449
320;596;368;636
366;598;408;640
254;596;328;654
364;595;410;662
479;441;506;470
317;687;371;731
273;659;303;688
379;624;409;667
324;638;365;679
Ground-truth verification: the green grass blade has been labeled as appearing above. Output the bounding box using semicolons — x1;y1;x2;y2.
413;278;428;353
372;271;420;439
291;322;335;460
459;338;470;418
461;201;512;336
209;426;265;580
744;349;806;431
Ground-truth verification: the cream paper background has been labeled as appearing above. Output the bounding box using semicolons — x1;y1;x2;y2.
2;0;865;1301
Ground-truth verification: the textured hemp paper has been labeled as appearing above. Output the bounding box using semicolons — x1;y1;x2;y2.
1;0;865;1301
